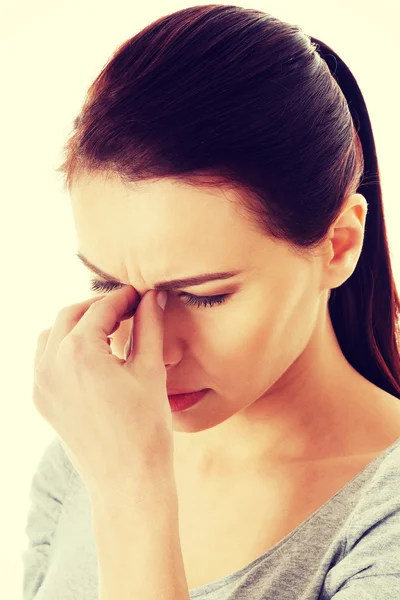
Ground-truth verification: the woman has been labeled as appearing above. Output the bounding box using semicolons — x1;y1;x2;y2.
22;5;400;599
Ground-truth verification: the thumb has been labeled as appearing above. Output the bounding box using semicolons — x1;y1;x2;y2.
125;290;166;367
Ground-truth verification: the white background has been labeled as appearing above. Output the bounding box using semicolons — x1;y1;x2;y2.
1;0;399;598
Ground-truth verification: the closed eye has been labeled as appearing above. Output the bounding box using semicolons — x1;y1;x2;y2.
178;292;229;309
89;278;230;309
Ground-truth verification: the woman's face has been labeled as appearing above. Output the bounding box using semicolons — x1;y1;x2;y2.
70;172;367;466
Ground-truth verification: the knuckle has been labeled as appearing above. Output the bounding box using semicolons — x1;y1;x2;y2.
61;333;85;356
57;305;82;327
38;328;51;340
57;305;73;318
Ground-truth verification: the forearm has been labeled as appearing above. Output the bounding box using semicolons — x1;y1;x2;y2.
90;479;190;600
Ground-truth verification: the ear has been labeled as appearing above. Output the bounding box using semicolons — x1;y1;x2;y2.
322;193;369;291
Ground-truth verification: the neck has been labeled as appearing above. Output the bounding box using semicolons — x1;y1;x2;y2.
172;308;380;474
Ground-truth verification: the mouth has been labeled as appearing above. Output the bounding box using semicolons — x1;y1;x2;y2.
167;388;204;395
167;389;209;412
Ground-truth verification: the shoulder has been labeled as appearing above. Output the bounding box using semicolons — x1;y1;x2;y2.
321;440;400;598
25;435;76;527
34;435;75;491
22;436;77;599
344;437;400;549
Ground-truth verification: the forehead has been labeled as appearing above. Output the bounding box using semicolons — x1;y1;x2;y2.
70;174;252;241
69;174;258;283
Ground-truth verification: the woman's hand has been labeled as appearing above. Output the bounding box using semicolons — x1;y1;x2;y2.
33;286;173;506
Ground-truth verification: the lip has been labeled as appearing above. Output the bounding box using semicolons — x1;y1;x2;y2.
167;389;209;412
167;388;204;395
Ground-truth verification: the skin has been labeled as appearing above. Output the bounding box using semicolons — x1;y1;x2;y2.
70;172;400;478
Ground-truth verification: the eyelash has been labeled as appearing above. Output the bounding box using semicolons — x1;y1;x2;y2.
88;278;229;309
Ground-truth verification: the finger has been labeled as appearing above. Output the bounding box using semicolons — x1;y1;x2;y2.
71;286;139;345
34;329;51;371
126;290;165;369
40;294;109;361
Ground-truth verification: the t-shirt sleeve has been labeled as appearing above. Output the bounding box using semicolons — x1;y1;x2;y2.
330;574;400;598
323;446;400;599
21;435;75;600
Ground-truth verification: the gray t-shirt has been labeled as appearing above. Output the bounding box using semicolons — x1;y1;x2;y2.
22;434;400;599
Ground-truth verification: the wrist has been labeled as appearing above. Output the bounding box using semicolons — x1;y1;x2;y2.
89;467;178;515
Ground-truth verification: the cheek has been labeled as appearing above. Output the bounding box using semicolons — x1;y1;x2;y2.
200;303;275;383
206;289;316;394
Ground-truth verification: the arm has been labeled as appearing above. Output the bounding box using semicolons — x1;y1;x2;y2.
90;475;190;600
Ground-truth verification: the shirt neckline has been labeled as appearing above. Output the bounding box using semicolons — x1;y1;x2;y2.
189;435;400;596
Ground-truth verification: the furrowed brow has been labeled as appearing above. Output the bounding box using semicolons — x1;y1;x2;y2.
76;252;243;291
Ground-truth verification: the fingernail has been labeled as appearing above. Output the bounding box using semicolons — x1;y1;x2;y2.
124;337;132;361
157;291;167;310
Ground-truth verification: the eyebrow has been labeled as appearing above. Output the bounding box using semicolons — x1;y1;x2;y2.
76;251;243;291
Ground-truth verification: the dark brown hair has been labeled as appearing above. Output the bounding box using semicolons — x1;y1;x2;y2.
56;4;400;398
